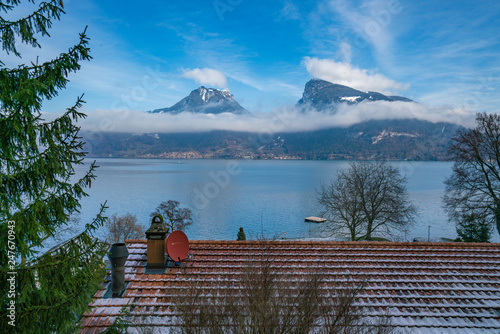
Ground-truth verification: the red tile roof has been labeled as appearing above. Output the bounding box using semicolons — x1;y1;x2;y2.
80;240;500;333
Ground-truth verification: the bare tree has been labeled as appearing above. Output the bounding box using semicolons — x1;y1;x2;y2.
173;253;394;334
318;176;365;241
444;112;500;236
151;200;193;232
318;161;416;241
105;213;145;244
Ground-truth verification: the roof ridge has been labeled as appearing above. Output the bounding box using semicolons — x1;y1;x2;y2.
124;239;500;248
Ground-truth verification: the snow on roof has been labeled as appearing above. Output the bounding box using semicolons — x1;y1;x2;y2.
80;240;500;333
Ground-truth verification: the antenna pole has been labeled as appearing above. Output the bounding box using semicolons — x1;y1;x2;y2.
261;213;263;239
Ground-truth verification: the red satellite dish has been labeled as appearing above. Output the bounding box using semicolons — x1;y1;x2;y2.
166;230;189;262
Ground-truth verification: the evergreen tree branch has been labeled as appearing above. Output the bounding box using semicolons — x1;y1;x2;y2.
1;162;101;264
17;203;108;271
0;28;90;112
0;3;107;332
0;0;64;56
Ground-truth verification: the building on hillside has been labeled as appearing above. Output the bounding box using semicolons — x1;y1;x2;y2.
80;223;500;333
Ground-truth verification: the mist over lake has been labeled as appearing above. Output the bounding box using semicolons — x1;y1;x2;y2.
70;159;500;244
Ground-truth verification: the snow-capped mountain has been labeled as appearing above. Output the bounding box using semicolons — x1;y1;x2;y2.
88;79;462;160
297;79;413;110
150;86;249;115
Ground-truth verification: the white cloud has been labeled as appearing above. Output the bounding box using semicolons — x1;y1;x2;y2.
71;101;473;135
302;57;409;93
328;0;402;68
280;2;301;21
329;101;474;128
181;68;227;88
339;42;353;63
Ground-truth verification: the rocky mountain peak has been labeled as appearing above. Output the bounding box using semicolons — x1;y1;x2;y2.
150;86;249;115
297;79;413;109
195;86;234;103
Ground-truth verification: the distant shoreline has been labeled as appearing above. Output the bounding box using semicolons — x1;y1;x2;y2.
82;119;457;161
85;155;450;162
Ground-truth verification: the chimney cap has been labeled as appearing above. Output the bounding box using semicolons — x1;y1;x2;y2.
108;243;129;267
145;214;169;240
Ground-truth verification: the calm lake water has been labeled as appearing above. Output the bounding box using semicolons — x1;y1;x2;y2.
68;159;500;244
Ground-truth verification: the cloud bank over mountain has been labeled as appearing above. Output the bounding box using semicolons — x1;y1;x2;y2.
73;101;474;134
302;57;409;93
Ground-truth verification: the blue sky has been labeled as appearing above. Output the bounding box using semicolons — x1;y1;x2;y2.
5;0;500;121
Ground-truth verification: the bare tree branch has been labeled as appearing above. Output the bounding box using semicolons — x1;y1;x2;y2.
318;161;416;241
105;213;145;244
444;112;500;236
172;243;394;334
151;200;193;232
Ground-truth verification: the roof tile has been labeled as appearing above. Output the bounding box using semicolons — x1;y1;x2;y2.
80;240;500;333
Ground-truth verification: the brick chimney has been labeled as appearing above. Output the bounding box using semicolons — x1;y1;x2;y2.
145;214;169;269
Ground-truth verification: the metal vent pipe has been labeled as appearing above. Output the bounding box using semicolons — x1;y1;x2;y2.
108;243;129;297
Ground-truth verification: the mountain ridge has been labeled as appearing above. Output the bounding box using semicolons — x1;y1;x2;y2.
83;79;462;160
297;79;413;109
150;79;414;116
82;119;460;161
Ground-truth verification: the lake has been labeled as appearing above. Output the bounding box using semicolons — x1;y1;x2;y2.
68;159;500;244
